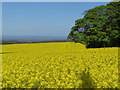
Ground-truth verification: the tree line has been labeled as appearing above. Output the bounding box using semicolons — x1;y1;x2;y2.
67;2;120;48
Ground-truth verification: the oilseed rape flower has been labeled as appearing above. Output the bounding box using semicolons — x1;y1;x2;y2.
1;42;119;88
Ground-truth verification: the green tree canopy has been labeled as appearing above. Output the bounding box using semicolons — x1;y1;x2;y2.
67;2;120;48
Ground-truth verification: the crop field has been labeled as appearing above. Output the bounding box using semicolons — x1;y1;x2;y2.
1;42;119;88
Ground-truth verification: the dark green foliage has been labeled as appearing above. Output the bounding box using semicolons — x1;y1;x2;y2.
67;2;120;48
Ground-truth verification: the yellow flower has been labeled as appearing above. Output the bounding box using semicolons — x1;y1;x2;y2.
2;42;118;88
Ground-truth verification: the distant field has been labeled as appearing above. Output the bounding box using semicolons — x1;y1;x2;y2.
1;42;119;88
2;40;70;45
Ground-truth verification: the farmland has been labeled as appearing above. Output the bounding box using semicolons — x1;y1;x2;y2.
1;42;119;88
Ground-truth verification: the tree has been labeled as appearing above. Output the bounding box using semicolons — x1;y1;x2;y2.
67;1;120;48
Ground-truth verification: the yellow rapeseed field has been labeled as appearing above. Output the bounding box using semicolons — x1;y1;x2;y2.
1;42;119;88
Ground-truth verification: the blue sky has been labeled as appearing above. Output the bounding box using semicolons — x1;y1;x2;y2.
2;2;109;36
